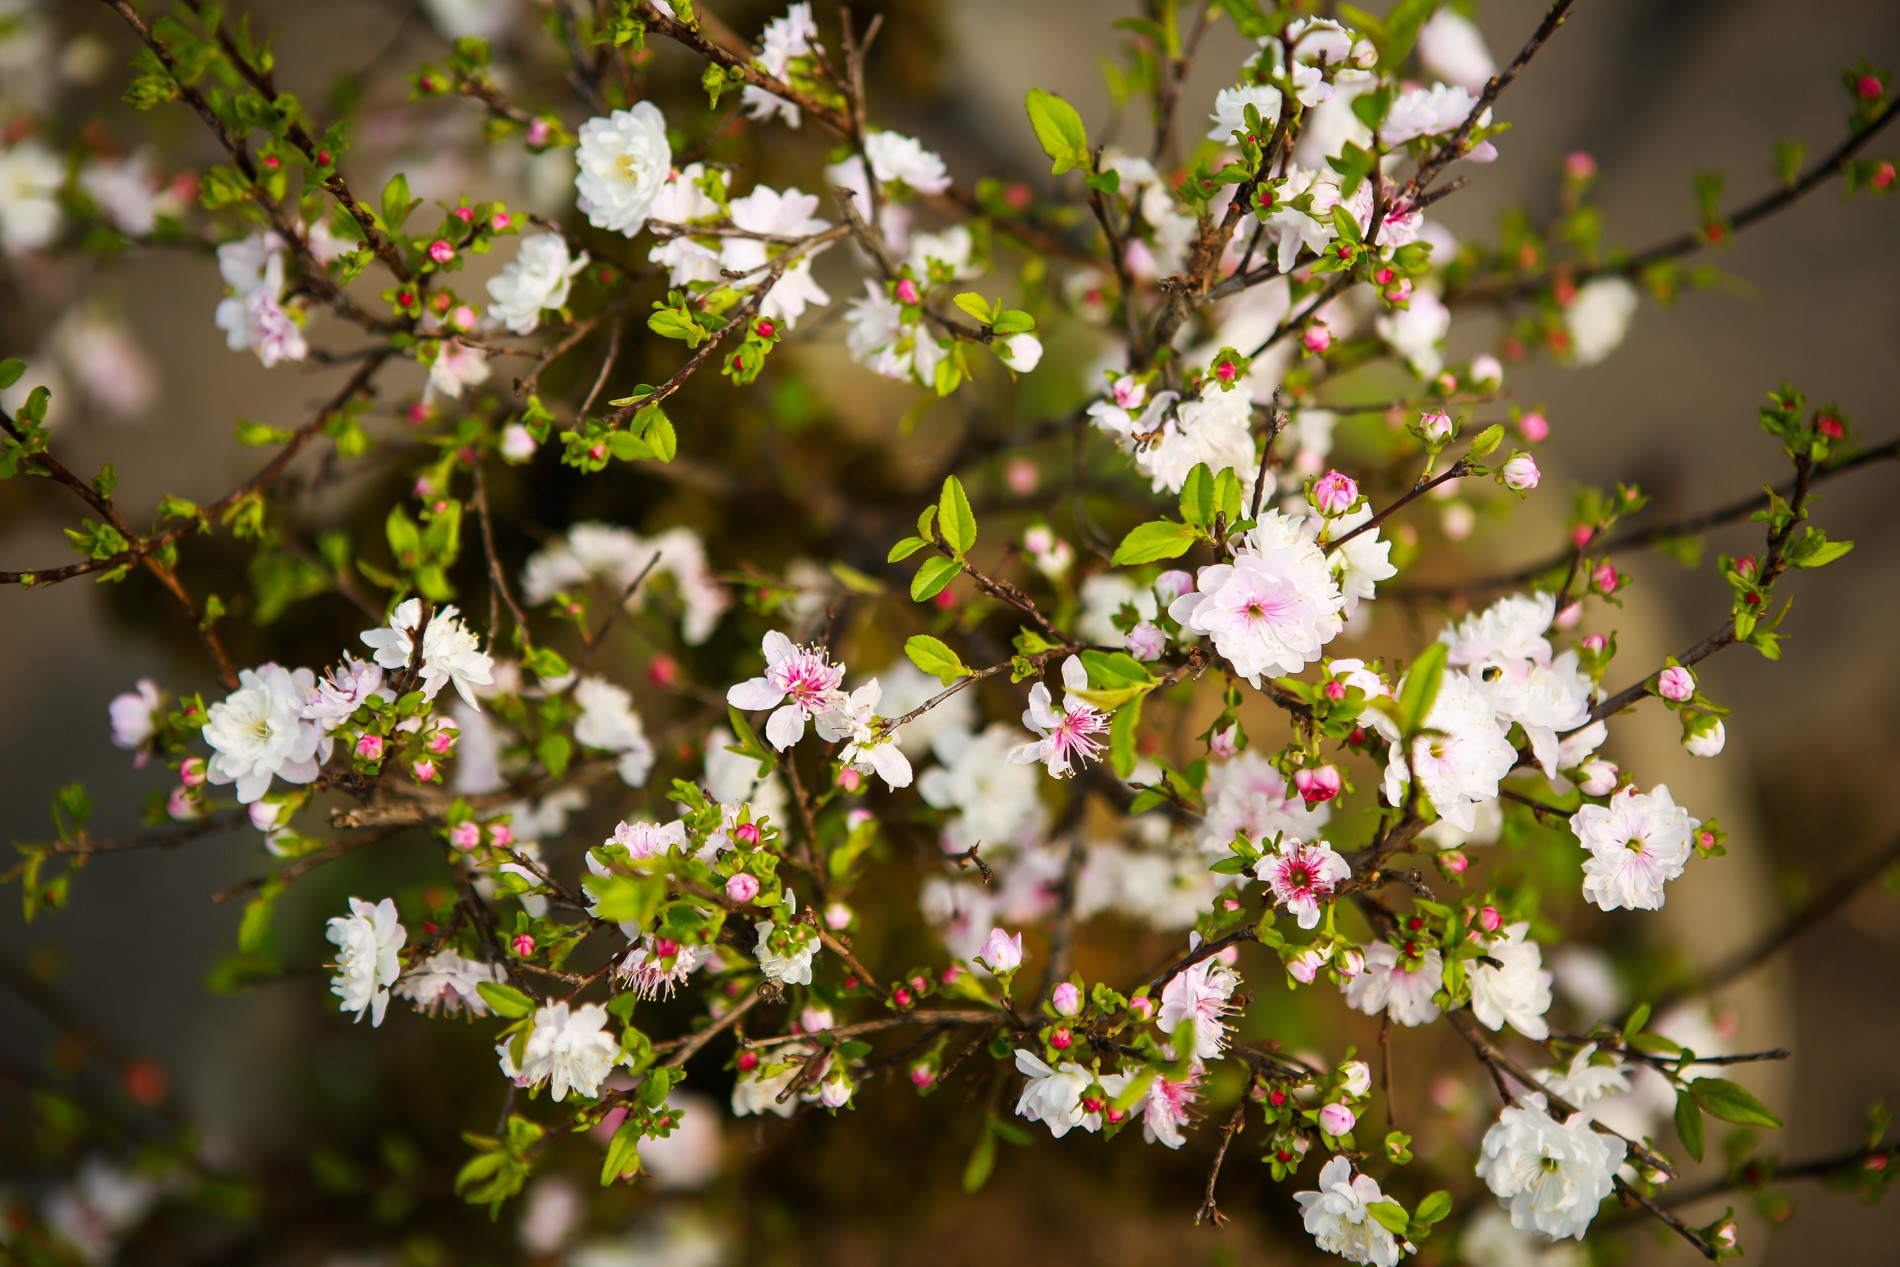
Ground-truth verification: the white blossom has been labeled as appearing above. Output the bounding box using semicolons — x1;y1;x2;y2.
754;917;819;986
1013;1049;1094;1138
395;949;496;1016
0;138;61;255
1158;955;1240;1060
1375;288;1451;378
500;1002;620;1101
863;130;950;194
1294;1155;1411;1266
1170;510;1346;687
1571;784;1697;911
1469;922;1555;1040
486;232;589;335
108;679;161;755
1382;671;1515;834
575;103;672;236
918;722;1046;853
741;3;821;126
1344;941;1444;1026
1201;751;1328;857
726;630;846;750
1007;655;1109;779
360;599;495;710
1417;10;1496;92
1476;1095;1624;1240
204;664;329;803
302;657;385;731
815;679;913;789
326;897;406;1026
1566;278;1639;366
572;675;655;787
1136;383;1257;494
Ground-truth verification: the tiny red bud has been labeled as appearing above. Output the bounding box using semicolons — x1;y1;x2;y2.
737;1051;759;1072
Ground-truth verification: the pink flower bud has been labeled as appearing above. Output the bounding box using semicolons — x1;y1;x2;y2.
489;824;515;849
1302;324;1332;353
1340;1061;1373;1098
1324;679;1347;701
838;766;864;793
1154;569;1195;604
180;757;207;787
449;304;477;332
1592;563;1620;594
1006;457;1039;495
427;730;454;755
1313;470;1358;516
1050;1027;1072;1050
1336;948;1366;980
1214;359;1237;384
1385;278;1413;304
1565;150;1597;180
451;205;474;223
1128;994;1155;1021
412;758;437;783
491;211;513;230
511;933;535;957
733;822;762;847
1873;161;1896;191
978;927;1024;973
1469;354;1503;387
449;821;481;850
800;1006;834;1033
1577;759;1618;797
1124;622;1166;661
1208;724;1239;758
895;277;920;305
736;1050;759;1072
1439;848;1469;876
166;786;201;821
1684;719;1726;758
1419;410;1453;442
1817;413;1846;439
527;118;552;146
1476;905;1503;934
1287;945;1330;984
1555;601;1582;630
428;239;455;264
1580;633;1607;653
909;1062;936;1088
1657;665;1695;701
726;873;760;904
892;986;913;1007
1857;74;1884;100
1502;453;1540;491
1318;1103;1357;1136
1052;982;1083;1017
826;902;854;930
1293;764;1342;804
1519;411;1550;442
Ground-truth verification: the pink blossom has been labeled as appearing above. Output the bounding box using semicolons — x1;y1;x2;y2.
1317;1102;1356;1136
726;873;760;904
1312;471;1358;516
1292;764;1343;804
449;821;481;850
428;239;455;264
1657;665;1695;702
978;926;1024;973
1052;982;1082;1017
1520;411;1550;442
1257;837;1351;928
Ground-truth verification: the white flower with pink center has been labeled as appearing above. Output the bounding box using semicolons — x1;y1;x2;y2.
1006;655;1109;779
1381;670;1515;833
1136;1068;1201;1149
617;934;700;998
1469;921;1555;1040
726;630;846;749
1157;954;1241;1061
1570;784;1697;912
1343;940;1444;1027
1169;510;1345;687
1201;750;1330;860
1256;836;1352;929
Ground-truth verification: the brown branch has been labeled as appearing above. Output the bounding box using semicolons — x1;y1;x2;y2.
1195;1101;1247;1227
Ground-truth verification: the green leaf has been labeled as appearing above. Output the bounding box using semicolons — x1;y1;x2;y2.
236;419;293;446
938;475;977;556
1108;692;1143;778
887;535;928;562
962;1121;998;1193
1080;649;1156;690
600;1116;642;1186
911;555;960;602
1692;1077;1782;1129
1397;640;1448;736
476;981;535;1019
379;172;418;233
1024;87;1090;176
952;293;994;324
1380;0;1440;70
1179;463;1215;528
0;358;24;391
1367;1200;1411;1236
1110;520;1196;565
906;635;971;686
237;877;284;956
1414;1190;1452;1226
1675;1088;1706;1162
1467;423;1505;460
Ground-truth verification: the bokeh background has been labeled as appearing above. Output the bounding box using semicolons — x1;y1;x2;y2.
3;0;1898;1263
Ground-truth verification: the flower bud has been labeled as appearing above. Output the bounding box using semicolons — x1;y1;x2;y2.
1592;563;1620;594
826;902;854;930
1208;724;1239;758
1502;452;1541;491
355;733;385;761
838;766;864;793
1438;848;1469;876
1050;1027;1072;1050
909;1062;936;1088
180;756;207;787
499;423;537;463
1565;150;1597;180
412;758;437;783
1577;759;1618;797
1287;945;1330;984
512;934;535;957
1335;948;1366;980
733;821;762;847
1052;981;1083;1017
1519;411;1550;442
999;334;1043;373
736;1050;759;1072
1418;410;1453;442
1684;719;1726;758
978;927;1024;973
1580;633;1607;653
819;1075;853;1109
167;786;201;821
1293;764;1343;804
1657;665;1695;702
1476;905;1503;934
726;873;760;904
1302;324;1333;354
428;239;455;264
1339;1061;1372;1098
449;821;481;850
1154;569;1194;604
1125;621;1166;661
895;277;920;305
1313;470;1358;516
1469;354;1503;386
800;1006;834;1033
1318;1103;1357;1136
1857;74;1884;100
1127;994;1155;1021
1006;458;1039;495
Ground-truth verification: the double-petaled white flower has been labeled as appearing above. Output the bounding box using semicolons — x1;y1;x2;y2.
1476;1094;1625;1240
326;897;406;1026
302;656;384;732
575;102;671;236
815;679;913;789
1570;784;1697;911
499;1002;620;1102
360;599;495;710
572;675;654;787
487;232;589;335
754;915;819;986
1170;510;1346;687
204;664;331;803
1469;921;1555;1040
1013;1049;1095;1138
394;949;495;1016
1294;1155;1411;1266
1381;671;1515;834
1343;940;1444;1026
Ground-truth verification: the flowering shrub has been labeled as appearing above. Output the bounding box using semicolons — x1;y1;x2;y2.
3;1;1898;1263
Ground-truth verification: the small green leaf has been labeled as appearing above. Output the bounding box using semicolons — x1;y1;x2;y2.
887;535;928;562
476;981;535;1019
1397;641;1448;736
938;475;977;556
1675;1088;1706;1161
905;634;971;686
1024;87;1090;176
0;358;25;391
1110;520;1197;565
600;1116;642;1186
1691;1077;1783;1129
1367;1200;1411;1235
911;555;960;602
962;1120;998;1193
1414;1190;1453;1226
1179;463;1215;528
1108;692;1143;778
